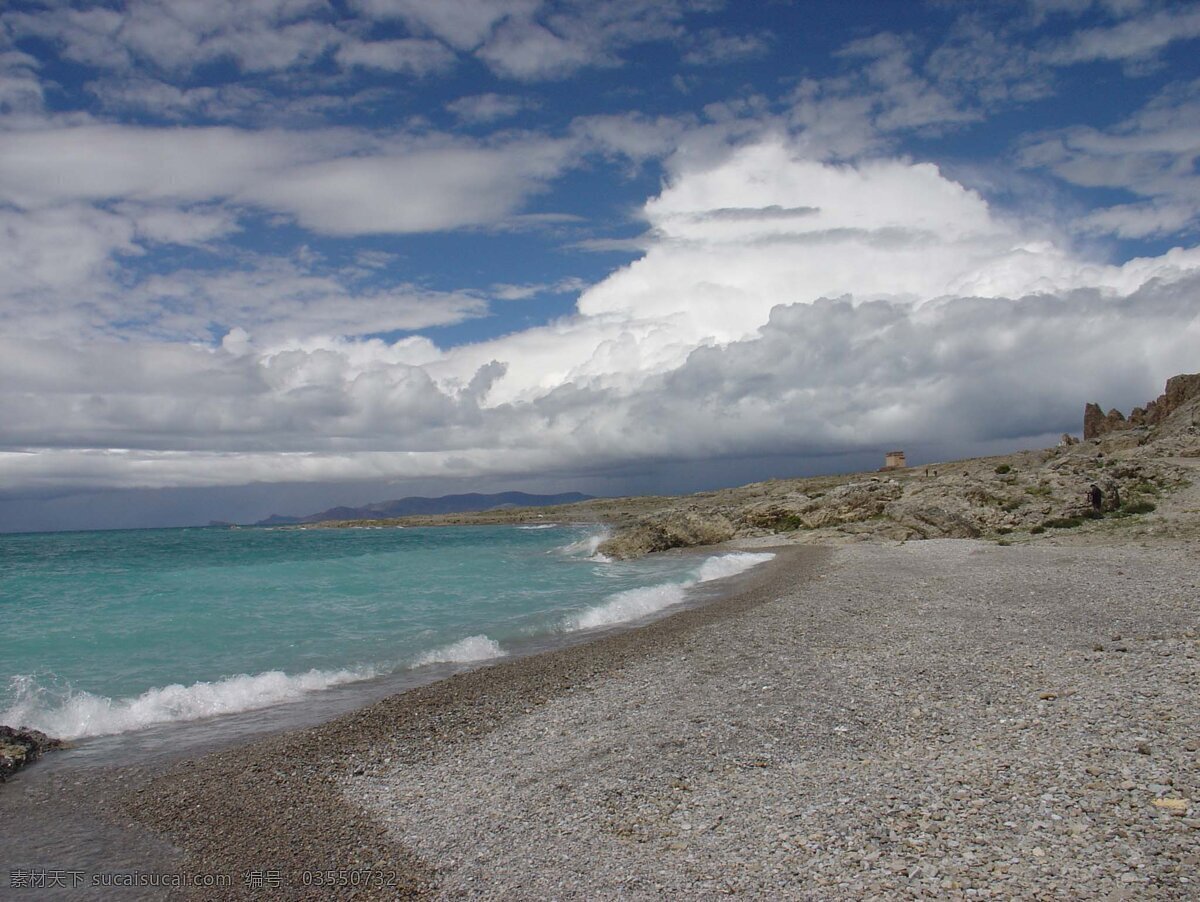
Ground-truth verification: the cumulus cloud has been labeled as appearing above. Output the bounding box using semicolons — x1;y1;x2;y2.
6;140;1198;498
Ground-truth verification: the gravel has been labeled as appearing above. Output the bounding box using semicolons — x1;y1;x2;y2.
349;539;1198;899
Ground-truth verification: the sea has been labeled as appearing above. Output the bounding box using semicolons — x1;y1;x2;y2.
1;523;772;753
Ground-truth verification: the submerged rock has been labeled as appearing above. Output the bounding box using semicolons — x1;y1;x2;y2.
0;725;65;782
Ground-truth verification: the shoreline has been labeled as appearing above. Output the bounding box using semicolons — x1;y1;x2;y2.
0;535;770;765
0;543;823;898
2;536;1196;898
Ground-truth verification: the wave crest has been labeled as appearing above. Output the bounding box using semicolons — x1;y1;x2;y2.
565;551;774;632
412;634;505;667
1;667;374;740
555;528;611;561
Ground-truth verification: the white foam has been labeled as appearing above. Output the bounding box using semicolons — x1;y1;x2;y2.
1;667;374;740
412;634;505;667
565;551;775;631
517;523;558;529
696;552;776;583
556;529;611;561
568;582;689;630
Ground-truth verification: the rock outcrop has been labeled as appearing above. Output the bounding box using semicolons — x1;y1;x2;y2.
1084;372;1200;439
597;508;736;560
594;372;1199;556
0;726;64;781
883;502;982;540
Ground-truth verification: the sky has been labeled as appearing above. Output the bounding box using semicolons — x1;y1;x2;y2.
1;0;1199;531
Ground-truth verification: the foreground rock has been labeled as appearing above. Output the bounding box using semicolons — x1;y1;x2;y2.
0;726;64;782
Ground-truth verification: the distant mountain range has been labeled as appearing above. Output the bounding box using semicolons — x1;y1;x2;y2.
252;491;595;526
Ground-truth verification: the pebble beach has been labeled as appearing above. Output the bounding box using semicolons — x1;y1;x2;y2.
345;539;1198;899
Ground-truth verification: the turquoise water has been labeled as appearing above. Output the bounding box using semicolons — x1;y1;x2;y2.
0;524;771;740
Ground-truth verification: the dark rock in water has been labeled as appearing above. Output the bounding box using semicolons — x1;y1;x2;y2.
0;725;65;782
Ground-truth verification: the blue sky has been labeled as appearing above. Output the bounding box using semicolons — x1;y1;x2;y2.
1;0;1198;530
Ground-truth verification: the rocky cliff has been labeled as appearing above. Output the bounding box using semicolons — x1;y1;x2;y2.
1084;373;1200;439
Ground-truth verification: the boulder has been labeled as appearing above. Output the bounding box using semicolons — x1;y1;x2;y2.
0;726;64;781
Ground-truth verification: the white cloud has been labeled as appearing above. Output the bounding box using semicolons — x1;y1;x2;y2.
433;140;1200;414
8;0;339;74
446;92;533;124
4;143;1200;498
0;48;45;114
1042;4;1200;66
116;202;242;245
350;0;539;50
572;112;694;163
126;260;489;342
471;0;709;80
334;37;455;74
247;137;575;234
0;123;578;235
0;204;139;336
1018;80;1200;238
682;29;769;66
476;17;594;79
489;277;586;300
834;32;979;133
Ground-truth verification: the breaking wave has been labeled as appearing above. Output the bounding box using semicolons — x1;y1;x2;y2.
555;528;611;561
565;551;774;631
411;634;505;667
1;667;375;740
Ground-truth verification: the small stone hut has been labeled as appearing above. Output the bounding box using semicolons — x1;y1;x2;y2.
883;450;907;470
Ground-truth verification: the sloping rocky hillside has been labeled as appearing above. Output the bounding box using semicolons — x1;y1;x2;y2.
595;372;1200;558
